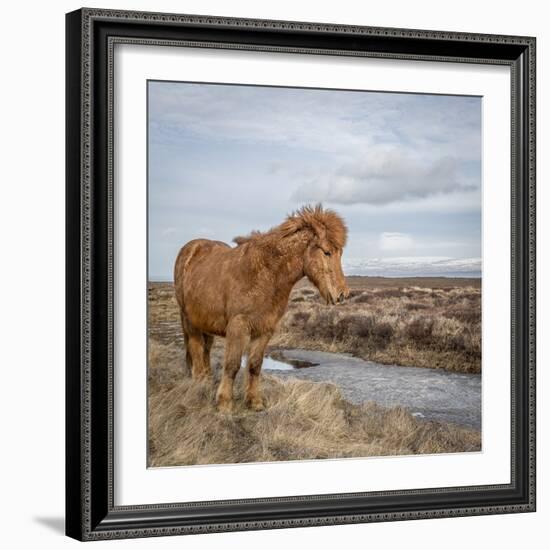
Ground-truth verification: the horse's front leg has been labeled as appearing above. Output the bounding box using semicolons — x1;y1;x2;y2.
216;316;250;413
245;333;271;411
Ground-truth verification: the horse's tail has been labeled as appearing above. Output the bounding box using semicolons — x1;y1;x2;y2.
174;241;206;376
174;240;204;306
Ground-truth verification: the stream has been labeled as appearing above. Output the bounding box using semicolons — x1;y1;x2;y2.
261;349;481;430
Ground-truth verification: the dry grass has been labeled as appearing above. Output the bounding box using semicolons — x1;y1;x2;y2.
273;278;481;373
148;340;481;467
149;276;481;374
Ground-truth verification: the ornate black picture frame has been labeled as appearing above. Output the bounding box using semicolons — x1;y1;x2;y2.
66;8;536;541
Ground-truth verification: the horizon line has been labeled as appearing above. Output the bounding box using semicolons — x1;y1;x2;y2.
148;273;482;283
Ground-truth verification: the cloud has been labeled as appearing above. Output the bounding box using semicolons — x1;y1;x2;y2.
292;152;477;205
149;82;481;160
379;232;414;251
150;82;480;211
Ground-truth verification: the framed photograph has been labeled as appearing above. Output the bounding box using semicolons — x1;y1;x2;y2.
65;8;536;541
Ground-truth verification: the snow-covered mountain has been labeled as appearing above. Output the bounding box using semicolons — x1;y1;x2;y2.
343;257;481;278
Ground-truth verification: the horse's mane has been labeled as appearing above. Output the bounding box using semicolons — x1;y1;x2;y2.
233;204;348;249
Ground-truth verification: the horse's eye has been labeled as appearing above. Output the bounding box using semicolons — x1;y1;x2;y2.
324;251;331;257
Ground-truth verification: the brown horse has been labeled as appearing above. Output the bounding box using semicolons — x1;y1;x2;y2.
174;204;349;413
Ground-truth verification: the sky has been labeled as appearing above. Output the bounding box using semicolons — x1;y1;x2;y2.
148;80;481;280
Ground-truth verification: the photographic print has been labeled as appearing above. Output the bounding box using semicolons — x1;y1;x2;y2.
147;81;482;467
66;9;535;539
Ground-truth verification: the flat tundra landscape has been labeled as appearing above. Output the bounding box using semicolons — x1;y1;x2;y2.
148;276;481;467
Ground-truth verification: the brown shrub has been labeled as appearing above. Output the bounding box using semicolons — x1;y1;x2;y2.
444;305;481;324
374;288;404;299
352;292;372;304
305;308;338;339
448;331;466;351
406;317;435;344
293;311;311;324
404;302;430;311
372;322;394;345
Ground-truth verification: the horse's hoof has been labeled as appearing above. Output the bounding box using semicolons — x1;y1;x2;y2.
246;398;265;412
216;399;233;414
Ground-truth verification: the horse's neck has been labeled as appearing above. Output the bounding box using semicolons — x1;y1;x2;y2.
270;232;309;294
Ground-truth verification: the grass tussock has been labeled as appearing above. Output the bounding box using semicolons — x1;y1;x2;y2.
148;340;481;467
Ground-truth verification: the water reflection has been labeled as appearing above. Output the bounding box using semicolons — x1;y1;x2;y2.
241;354;319;371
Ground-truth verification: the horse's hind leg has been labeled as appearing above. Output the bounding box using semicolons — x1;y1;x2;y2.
245;333;271;411
179;307;212;380
182;332;192;377
216;315;250;413
203;334;213;377
187;329;212;381
179;311;192;377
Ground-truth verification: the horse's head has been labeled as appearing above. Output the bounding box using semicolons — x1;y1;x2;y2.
304;241;349;305
300;206;350;305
